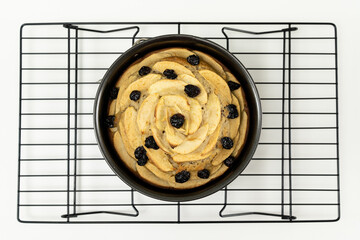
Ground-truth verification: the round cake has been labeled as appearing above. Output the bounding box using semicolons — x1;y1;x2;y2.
105;47;249;189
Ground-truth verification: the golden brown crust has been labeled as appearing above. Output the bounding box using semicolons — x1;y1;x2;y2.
108;48;249;189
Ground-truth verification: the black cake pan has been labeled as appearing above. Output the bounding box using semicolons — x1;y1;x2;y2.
94;34;262;202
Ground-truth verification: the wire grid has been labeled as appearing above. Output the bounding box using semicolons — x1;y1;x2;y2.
18;22;340;223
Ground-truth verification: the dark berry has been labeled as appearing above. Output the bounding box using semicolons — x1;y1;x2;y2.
226;104;239;119
175;170;190;183
163;69;177;79
184;84;201;98
130;90;141;101
224;156;235;167
137;157;148;166
221;137;233;149
170;113;185;129
227;81;241;91
134;146;148;166
134;146;147;159
139;66;151;76
145;136;159;150
109;87;119;99
104;115;115;128
187;54;200;65
197;169;210;179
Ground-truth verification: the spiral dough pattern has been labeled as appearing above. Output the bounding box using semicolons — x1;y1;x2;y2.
107;48;249;189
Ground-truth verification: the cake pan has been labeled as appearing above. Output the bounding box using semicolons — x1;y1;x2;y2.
94;34;262;202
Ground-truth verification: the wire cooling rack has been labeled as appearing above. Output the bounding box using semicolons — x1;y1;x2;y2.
18;22;340;223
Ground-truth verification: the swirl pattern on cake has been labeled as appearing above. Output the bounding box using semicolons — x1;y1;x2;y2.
107;48;249;189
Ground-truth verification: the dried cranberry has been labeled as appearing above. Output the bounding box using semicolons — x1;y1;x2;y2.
130;90;141;101
187;54;200;65
138;66;151;76
134;146;148;166
175;170;190;183
170;113;185;129
224;156;235;167
145;136;159;150
184;84;200;98
221;137;233;149
226;104;239;119
104;115;115;128
163;69;177;79
197;169;210;179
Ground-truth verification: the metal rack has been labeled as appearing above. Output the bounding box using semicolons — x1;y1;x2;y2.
18;22;340;223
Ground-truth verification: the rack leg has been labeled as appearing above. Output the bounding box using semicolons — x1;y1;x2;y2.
219;186;296;220
61;189;139;219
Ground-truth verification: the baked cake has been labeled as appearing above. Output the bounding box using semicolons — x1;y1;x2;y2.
105;47;249;189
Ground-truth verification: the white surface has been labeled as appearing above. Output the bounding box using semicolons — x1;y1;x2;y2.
0;0;359;239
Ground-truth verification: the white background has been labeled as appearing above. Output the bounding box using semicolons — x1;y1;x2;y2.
0;0;359;239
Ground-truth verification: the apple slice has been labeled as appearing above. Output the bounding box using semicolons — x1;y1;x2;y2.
172;124;209;154
208;162;222;175
201;119;222;154
165;122;185;147
172;151;212;163
122;107;143;149
210;164;228;179
113;131;136;172
148;80;187;96
199;69;232;105
155;97;166;131
145;162;173;181
151;123;172;154
152;61;194;77
117;73;161;113
203;93;221;135
172;120;221;163
187;98;202;135
193;50;226;79
162;95;190;111
143;145;174;172
136;164;171;188
118;113;135;157
137;93;160;134
234;87;246;113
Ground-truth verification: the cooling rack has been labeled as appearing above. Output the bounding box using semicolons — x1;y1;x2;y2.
18;22;339;223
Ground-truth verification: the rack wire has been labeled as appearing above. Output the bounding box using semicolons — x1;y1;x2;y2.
18;22;340;223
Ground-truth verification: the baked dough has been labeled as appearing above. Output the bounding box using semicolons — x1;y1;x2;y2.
107;48;249;189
